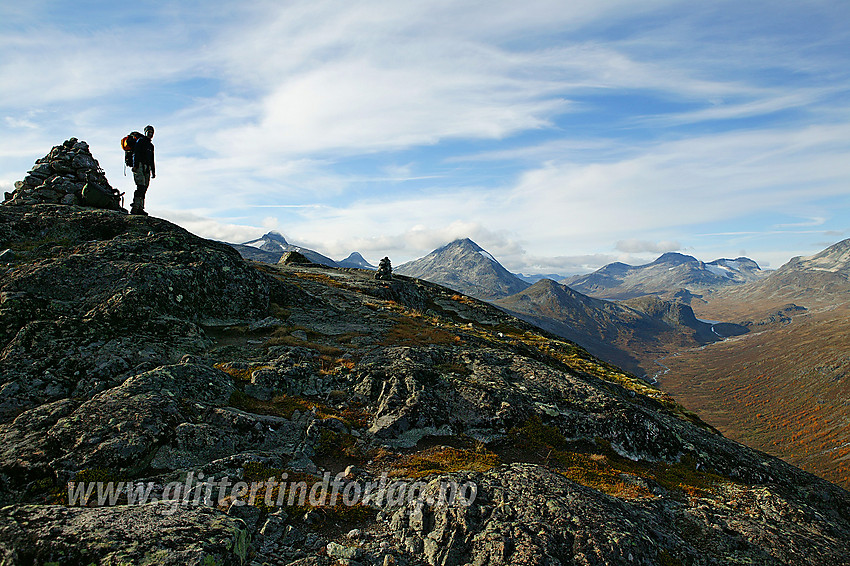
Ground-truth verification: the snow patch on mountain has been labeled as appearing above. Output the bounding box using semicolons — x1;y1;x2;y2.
479;250;497;263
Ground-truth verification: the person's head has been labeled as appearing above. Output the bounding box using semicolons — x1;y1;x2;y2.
144;125;154;139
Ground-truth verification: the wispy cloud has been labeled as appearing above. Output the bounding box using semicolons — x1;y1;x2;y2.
772;217;827;229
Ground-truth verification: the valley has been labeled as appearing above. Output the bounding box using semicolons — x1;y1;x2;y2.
659;302;850;488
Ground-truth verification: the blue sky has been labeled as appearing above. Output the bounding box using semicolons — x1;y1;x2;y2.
1;1;848;274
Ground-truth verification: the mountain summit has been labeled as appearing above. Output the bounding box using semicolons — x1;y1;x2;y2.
396;238;530;300
783;238;850;275
242;230;289;252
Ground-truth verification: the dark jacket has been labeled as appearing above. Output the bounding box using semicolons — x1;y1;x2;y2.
132;136;155;175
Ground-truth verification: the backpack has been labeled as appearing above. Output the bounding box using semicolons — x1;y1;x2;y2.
121;131;144;167
82;182;124;211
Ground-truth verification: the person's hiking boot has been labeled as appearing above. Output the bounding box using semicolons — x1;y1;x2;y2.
130;198;148;216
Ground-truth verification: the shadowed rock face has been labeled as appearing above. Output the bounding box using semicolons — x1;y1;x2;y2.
494;279;747;376
0;204;849;565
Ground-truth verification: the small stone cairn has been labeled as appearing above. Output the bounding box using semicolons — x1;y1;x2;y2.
375;257;393;281
3;138;118;207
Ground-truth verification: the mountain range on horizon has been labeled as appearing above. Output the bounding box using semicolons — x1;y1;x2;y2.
228;231;375;269
226;231;849;308
562;252;767;303
695;237;850;319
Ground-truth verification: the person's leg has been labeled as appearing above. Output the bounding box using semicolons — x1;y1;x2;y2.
131;186;147;214
131;165;150;215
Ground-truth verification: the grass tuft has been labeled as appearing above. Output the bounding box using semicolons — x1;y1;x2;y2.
381;446;500;478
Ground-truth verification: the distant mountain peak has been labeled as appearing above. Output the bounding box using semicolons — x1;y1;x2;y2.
530;277;562;290
263;231;289;245
231;232;337;267
338;252;376;270
396;239;529;301
651;252;699;266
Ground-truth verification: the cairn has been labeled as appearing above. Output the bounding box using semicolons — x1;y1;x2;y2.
375;257;393;281
3;138;121;209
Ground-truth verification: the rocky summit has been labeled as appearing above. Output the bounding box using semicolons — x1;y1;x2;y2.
0;204;849;565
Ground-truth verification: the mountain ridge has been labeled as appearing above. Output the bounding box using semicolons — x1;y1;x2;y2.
694;238;850;320
1;139;849;563
494;278;746;376
564;251;766;301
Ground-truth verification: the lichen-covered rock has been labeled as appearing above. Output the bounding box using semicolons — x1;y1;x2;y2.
383;464;850;565
44;364;236;473
0;204;303;420
0;503;249;565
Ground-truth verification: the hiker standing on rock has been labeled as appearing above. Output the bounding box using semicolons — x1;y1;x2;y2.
130;125;155;215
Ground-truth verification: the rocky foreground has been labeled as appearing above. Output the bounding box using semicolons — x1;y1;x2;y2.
1;204;849;565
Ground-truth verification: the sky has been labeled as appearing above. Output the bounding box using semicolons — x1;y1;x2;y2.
1;0;849;275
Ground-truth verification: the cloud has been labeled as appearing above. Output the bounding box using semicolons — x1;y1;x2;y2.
502;122;850;242
244;118;850;272
0;28;206;109
154;210;266;244
192;0;786;161
772;217;827;229
206;51;568;159
615;239;681;254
